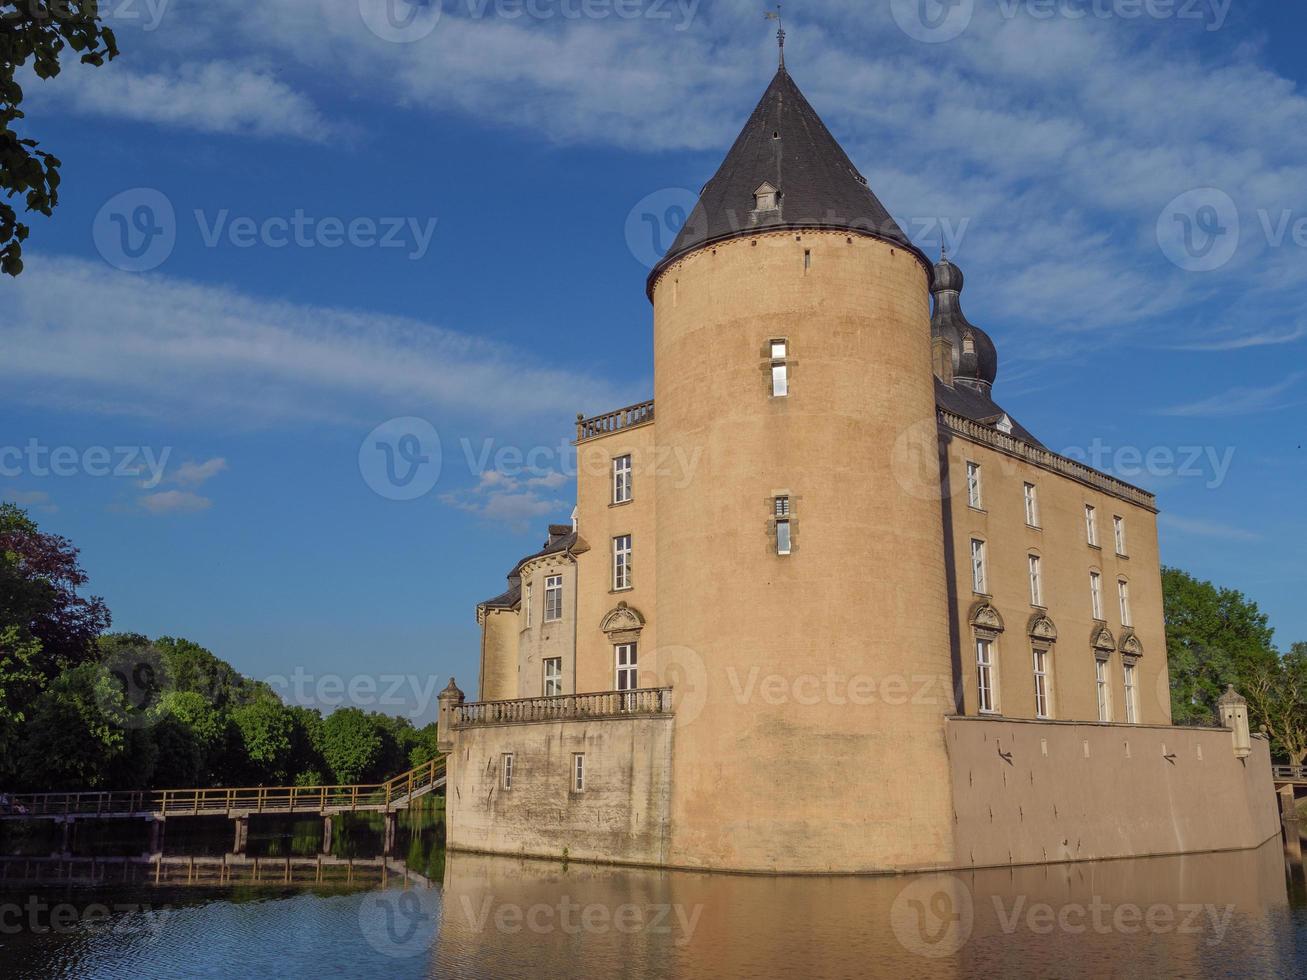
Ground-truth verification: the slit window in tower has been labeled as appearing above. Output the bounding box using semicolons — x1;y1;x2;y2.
775;496;791;555
501;753;514;791
771;339;789;397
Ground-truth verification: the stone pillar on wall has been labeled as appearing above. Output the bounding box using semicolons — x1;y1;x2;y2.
1217;685;1252;759
437;678;465;754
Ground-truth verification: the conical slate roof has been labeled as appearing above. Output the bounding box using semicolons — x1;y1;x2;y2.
648;66;927;292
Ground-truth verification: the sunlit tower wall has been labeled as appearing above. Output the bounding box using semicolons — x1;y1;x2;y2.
647;67;957;873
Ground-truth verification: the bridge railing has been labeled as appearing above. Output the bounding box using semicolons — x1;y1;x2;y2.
1274;765;1307;782
455;688;672;727
1;757;445;818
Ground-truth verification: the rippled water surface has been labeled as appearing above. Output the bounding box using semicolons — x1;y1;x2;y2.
3;822;1306;978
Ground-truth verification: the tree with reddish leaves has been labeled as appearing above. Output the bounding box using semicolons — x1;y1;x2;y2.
0;502;110;681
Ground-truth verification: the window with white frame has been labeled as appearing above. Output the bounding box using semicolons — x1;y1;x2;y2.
1090;571;1104;620
966;461;983;509
770;340;789;397
1028;554;1043;607
1024;482;1040;527
524;582;532;626
1032;646;1051;719
1118;579;1132;627
615;642;638;692
572;753;585;792
1095;657;1112;722
775;496;791;556
1113;515;1127;556
1123;661;1139;724
1085;504;1099;547
501;753;514;791
544;575;563;622
613;535;631;590
971;539;988;595
613;454;632;504
976;637;998;714
544;658;562;697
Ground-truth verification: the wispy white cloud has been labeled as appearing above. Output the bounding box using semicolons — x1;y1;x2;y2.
3;489;58;514
1159;514;1262;543
168;458;229;487
1155;373;1305;418
140;489;212;514
1168;324;1307;352
439;470;569;532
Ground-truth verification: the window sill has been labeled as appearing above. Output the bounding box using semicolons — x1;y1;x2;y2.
968;505;987;514
978;709;1003;717
973;590;992;599
1031;603;1047;611
610;586;634;595
609;499;633;509
543;617;563;625
1088;543;1102;551
1116;553;1130;560
1026;524;1042;531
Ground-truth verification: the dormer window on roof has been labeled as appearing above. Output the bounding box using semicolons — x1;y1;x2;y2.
996;414;1013;435
754;182;780;212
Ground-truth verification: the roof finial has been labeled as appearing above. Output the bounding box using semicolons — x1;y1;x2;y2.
765;5;785;69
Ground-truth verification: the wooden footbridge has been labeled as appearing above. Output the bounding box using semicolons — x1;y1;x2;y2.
0;757;445;854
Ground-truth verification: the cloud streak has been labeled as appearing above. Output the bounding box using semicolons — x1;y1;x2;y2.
1154;373;1304;418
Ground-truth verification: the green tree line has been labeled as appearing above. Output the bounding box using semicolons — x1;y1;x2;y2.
1;503;438;791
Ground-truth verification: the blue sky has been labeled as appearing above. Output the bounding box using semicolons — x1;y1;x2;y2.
4;0;1305;721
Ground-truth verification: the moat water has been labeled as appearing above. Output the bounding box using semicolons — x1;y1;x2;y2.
2;812;1305;978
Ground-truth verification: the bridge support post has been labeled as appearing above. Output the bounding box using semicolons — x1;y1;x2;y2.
231;816;249;855
57;818;73;857
383;811;398;856
321;815;334;857
148;817;165;854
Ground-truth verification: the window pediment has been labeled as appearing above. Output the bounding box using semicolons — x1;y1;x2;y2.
1092;625;1117;654
600;601;646;643
1119;631;1143;659
969;601;1004;633
1028;614;1058;643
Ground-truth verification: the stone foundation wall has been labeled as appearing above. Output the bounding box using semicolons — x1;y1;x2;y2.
947;716;1280;869
446;715;674;866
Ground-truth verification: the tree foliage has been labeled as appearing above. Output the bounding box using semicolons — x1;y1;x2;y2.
1;1;119;274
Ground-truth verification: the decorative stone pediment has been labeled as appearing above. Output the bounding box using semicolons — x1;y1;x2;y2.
600;602;646;643
969;601;1004;633
1028;614;1058;643
1091;625;1117;654
1119;632;1143;659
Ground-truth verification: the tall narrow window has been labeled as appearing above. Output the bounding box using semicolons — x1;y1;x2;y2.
966;461;983;509
775;496;791;556
1090;571;1103;620
544;658;562;697
1085;504;1099;547
524;582;533;626
501;753;514;791
572;753;585;793
1118;580;1132;627
1113;515;1127;556
615;643;638;708
1096;657;1112;722
613;535;631;590
613;454;632;504
1123;661;1138;724
1032;647;1051;719
971;539;988;595
976;638;998;714
771;340;789;397
1028;554;1043;607
544;575;563;622
1024;483;1040;527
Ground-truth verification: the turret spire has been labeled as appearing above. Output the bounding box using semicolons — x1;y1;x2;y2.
766;6;785;69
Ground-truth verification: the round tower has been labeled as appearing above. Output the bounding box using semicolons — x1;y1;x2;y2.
649;66;958;872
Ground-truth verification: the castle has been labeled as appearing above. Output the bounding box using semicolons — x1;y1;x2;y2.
436;61;1278;874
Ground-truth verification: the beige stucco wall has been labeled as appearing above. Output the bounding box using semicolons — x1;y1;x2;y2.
650;230;958;873
941;430;1171;725
947;716;1279;868
478;607;518;703
516;555;577;698
446;715;674;866
575;423;658;694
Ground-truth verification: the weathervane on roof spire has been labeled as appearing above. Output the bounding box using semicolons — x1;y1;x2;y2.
765;5;785;69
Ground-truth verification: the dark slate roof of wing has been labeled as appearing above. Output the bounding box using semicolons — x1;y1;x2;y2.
935;379;1045;449
648;67;928;294
478;528;579;611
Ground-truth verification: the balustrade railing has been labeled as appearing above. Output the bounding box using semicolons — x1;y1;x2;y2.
455;688;672;727
576;400;655;442
1274;765;1307;782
